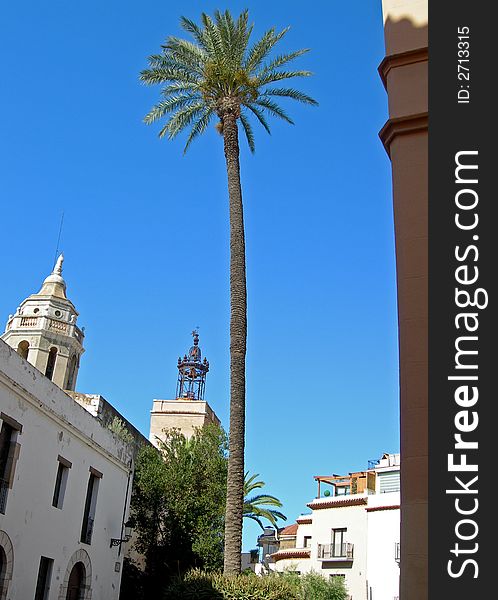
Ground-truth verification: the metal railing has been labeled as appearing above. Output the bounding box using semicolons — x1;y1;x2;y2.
0;478;9;514
395;542;400;562
317;542;354;560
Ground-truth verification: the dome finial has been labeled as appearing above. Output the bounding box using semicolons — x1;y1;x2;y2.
53;253;64;276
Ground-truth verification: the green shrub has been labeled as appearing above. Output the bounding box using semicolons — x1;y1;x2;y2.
163;569;299;600
298;571;348;600
163;569;348;600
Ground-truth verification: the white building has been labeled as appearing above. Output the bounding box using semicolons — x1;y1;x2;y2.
0;258;136;600
270;453;400;600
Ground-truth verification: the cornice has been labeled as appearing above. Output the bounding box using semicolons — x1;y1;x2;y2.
307;497;368;510
378;46;428;89
379;112;428;156
366;504;400;512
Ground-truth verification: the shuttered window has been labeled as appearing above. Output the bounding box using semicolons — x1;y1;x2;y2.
378;471;400;493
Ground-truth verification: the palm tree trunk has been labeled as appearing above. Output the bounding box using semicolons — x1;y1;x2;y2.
221;111;247;575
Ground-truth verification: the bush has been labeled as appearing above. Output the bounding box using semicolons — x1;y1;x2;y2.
163;569;349;600
298;571;348;600
163;569;299;600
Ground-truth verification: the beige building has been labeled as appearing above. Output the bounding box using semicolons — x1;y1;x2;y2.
378;2;428;598
149;331;220;446
2;255;84;392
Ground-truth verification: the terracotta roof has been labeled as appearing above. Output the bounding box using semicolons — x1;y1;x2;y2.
279;523;298;536
296;515;312;524
271;548;311;562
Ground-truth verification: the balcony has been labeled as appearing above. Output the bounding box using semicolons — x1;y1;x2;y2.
317;542;354;562
395;542;400;563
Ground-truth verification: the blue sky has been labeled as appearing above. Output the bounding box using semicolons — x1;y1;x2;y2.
0;1;398;550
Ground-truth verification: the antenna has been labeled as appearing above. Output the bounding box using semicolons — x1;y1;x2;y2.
53;211;65;268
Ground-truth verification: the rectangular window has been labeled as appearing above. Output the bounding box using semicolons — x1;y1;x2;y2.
80;468;102;544
303;536;312;548
34;556;53;600
52;456;71;509
0;414;22;515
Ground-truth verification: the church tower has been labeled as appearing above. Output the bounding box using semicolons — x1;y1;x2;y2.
149;331;219;446
1;255;85;391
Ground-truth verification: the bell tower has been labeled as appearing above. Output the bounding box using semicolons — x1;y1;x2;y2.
149;331;219;445
176;330;210;400
1;255;85;391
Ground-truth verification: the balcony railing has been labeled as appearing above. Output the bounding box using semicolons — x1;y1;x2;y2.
0;478;9;514
317;542;354;561
20;316;38;327
395;542;400;563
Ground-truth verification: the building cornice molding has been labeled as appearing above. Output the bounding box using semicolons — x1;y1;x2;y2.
366;504;400;512
379;112;428;156
378;46;428;89
307;497;368;510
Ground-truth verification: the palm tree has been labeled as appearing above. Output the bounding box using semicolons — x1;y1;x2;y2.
140;9;316;574
243;472;287;530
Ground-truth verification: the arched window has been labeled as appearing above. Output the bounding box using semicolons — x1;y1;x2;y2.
45;348;58;381
17;341;29;361
66;355;78;391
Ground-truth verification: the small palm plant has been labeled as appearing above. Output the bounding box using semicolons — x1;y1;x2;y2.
243;472;287;530
141;9;316;573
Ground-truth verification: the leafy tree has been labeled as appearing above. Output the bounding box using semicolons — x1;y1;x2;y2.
141;9;316;574
243;472;286;530
129;424;228;594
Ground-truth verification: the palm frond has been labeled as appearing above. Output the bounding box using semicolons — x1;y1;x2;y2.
164;37;207;75
160;82;200;96
254;97;294;124
158;102;206;139
243;104;271;135
257;69;313;86
259;48;310;74
244;493;283;508
143;95;199;125
145;54;201;80
245;27;289;73
140;66;199;86
183;108;215;153
262;87;318;105
239;113;255;153
179;16;210;52
201;12;225;62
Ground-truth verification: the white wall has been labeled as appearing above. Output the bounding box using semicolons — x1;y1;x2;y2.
309;499;368;598
366;492;400;600
0;340;133;600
